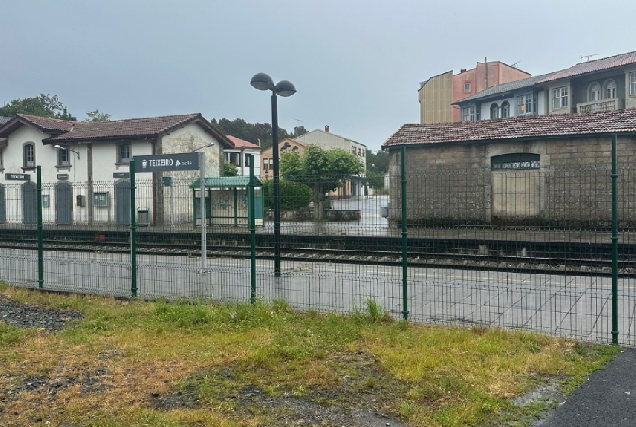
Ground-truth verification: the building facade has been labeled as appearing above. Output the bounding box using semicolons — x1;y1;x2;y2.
260;138;305;181
294;126;367;197
0;113;233;225
418;61;530;124
456;50;636;121
382;109;636;227
225;135;261;177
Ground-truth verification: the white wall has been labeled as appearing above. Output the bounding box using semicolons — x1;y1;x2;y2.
295;130;366;170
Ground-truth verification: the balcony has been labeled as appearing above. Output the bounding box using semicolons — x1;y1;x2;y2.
577;98;624;114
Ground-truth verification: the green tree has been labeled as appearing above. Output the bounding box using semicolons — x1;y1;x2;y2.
280;145;364;219
211;118;293;150
365;149;389;189
263;179;312;210
84;109;111;122
0;94;77;121
223;161;238;176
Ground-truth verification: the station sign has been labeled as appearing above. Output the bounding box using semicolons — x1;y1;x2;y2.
5;173;30;181
134;153;199;173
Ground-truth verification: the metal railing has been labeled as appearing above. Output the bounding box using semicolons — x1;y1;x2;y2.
0;144;634;346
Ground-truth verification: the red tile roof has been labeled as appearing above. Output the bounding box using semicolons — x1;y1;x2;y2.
0;114;76;137
226;135;261;149
382;109;636;148
539;51;636;83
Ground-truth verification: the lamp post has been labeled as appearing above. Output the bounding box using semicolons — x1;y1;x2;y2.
251;72;296;277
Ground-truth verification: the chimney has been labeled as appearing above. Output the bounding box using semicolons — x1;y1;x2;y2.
325;125;329;132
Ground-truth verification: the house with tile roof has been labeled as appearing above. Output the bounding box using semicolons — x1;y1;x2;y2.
224;135;262;177
455;50;636;122
260;138;305;182
0;113;233;225
294;126;367;198
382;109;636;226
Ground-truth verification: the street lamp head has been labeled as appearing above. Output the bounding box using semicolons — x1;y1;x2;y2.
54;144;62;149
275;80;296;97
250;72;275;91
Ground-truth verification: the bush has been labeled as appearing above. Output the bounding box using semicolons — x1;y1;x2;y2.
263;179;313;209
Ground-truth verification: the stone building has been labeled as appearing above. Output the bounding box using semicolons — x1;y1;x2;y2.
382;109;636;227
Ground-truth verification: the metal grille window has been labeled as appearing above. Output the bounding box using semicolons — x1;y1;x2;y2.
491;153;540;170
24;143;35;168
553;87;568;109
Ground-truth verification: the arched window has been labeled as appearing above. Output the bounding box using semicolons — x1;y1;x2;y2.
605;80;616;99
589;82;601;101
490;103;499;119
501;101;510;118
23;142;35;169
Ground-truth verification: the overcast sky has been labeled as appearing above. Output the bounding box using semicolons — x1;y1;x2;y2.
2;0;635;151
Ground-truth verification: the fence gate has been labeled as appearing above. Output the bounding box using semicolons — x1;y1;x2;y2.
22;182;37;224
115;180;130;226
55;182;73;225
0;185;5;224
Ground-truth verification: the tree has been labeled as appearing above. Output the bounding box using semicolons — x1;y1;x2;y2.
280;145;364;219
263;179;312;210
84;109;111;122
365;149;389;189
223;161;238;176
0;94;77;121
211;118;293;150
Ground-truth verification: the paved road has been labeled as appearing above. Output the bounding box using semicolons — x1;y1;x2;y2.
537;348;636;426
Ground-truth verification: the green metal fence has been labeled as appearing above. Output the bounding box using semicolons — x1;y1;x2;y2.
0;149;635;347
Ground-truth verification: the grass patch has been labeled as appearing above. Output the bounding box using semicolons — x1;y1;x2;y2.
0;285;621;427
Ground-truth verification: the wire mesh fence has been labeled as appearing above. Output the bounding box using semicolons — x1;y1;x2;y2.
0;163;634;346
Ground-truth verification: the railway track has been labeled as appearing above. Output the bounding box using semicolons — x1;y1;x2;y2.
1;231;635;277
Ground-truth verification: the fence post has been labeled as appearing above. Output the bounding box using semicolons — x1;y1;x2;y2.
611;134;618;345
37;166;43;289
248;155;256;304
401;146;409;320
130;159;137;298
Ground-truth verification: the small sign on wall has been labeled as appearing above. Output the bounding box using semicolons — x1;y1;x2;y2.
113;172;130;179
5;173;30;181
57;174;69;180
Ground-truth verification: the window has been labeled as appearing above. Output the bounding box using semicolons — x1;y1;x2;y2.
552;87;568;109
491;153;540;170
245;154;251;167
0;151;3;169
590;83;601;101
630;72;636;96
464;82;471;93
292;146;298;152
117;144;130;163
605;80;616;99
462;106;476;122
501;101;510;118
58;147;70;166
490;103;499;119
24;143;35;168
516;93;537;115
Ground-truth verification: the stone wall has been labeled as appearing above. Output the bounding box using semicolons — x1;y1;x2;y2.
388;135;636;226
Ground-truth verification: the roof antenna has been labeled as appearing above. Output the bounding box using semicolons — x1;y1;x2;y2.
580;54;598;62
511;61;520;69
